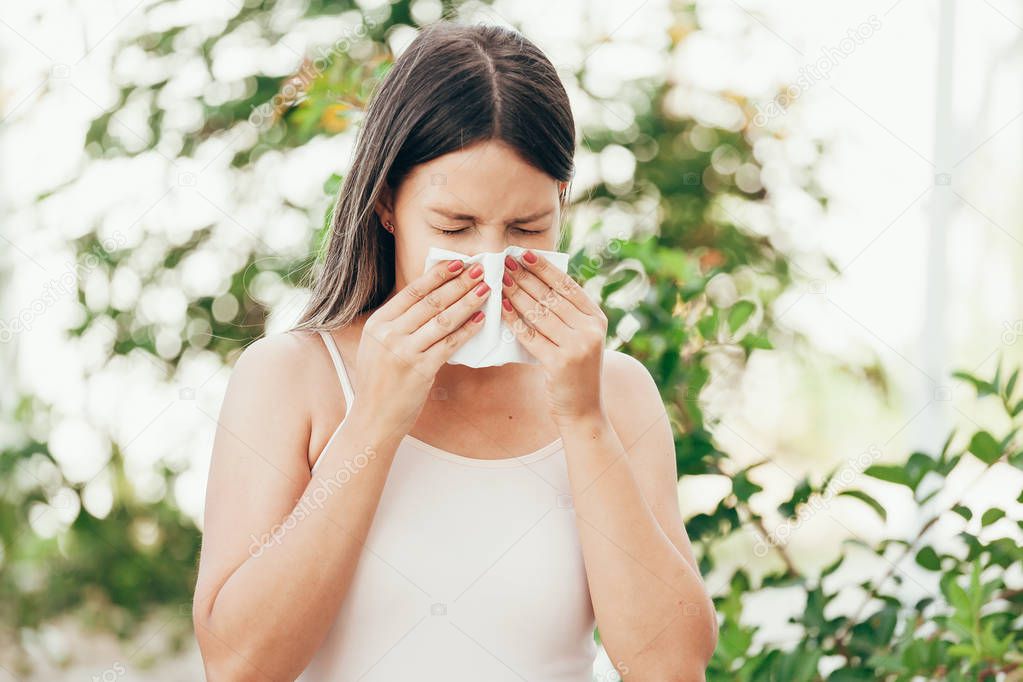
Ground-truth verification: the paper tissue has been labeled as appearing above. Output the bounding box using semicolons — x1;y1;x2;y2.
423;245;571;367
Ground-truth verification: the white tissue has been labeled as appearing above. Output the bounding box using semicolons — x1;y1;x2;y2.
423;245;571;367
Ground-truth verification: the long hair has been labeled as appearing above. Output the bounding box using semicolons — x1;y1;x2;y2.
292;21;576;332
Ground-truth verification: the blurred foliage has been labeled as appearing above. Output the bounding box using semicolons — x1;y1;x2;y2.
2;0;1019;679
704;361;1023;680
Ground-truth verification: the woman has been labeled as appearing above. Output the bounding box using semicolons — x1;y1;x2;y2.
192;20;717;682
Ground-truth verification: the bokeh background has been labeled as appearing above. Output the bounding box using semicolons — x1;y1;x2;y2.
1;0;1021;679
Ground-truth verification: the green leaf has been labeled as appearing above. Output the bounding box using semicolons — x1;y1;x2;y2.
740;332;774;351
945;578;971;614
864;464;908;487
953;370;997;397
939;429;957;459
951;504;972;521
915;546;941;571
905;451;935;492
1010;449;1023;470
732;469;763;502
1012;398;1023;417
820;553;844;578
981;508;1005;526
789;647;823;682
696;308;719;341
968;431;1001;464
1000;427;1019;452
779;478;814;517
716;621;753;659
1005;368;1019;400
727;300;756;333
322;172;343;195
828;668;875;681
839;489;887;521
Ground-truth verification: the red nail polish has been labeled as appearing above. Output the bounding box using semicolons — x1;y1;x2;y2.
469;263;484;278
447;259;464;272
472;311;485;322
502;297;513;311
475;282;489;296
523;250;537;264
502;272;513;286
504;255;518;271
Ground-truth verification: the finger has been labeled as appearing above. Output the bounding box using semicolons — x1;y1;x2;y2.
399;260;487;334
423;306;487;366
502;267;569;346
504;254;587;330
515;250;601;318
376;258;468;322
500;293;556;364
410;276;491;351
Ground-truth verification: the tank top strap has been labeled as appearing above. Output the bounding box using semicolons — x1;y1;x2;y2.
318;330;356;409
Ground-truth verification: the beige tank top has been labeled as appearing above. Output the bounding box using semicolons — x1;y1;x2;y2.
296;331;598;681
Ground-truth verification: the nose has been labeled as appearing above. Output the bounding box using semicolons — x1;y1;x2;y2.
465;228;510;256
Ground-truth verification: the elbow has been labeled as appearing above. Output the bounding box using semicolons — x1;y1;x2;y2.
678;668;710;682
625;661;709;682
194;603;308;682
685;588;719;671
193;602;263;682
646;649;715;682
692;599;719;676
648;601;719;682
201;656;256;682
704;605;720;666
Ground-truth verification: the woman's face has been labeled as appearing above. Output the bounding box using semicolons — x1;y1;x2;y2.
377;139;567;292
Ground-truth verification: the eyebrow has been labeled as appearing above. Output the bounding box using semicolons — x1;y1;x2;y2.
427;206;554;224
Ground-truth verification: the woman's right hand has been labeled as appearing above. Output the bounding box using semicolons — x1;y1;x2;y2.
349;258;490;438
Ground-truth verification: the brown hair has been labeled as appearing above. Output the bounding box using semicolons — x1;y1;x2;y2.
292;21;576;332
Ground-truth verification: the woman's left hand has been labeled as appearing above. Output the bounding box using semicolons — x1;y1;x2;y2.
499;249;608;425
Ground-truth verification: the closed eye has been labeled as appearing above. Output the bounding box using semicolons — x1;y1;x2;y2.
435;226;546;237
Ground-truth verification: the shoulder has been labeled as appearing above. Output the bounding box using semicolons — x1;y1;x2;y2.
230;330;324;390
600;348;673;451
601;348;662;408
602;348;655;387
216;329;348;465
224;330;340;422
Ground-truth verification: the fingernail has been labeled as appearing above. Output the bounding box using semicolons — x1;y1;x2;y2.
523;250;537;264
475;282;489;297
447;259;464;272
502;297;513;311
502;272;513;287
472;311;485;322
469;263;483;278
504;255;518;271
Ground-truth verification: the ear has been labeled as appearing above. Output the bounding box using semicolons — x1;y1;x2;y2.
374;183;395;225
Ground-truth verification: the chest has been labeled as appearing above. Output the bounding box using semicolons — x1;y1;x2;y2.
304;441;597;680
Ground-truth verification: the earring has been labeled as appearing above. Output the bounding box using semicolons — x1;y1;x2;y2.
384;220;394;233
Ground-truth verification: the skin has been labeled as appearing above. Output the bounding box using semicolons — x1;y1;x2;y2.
192;138;718;680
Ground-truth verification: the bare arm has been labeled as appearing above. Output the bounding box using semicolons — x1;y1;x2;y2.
497;250;718;679
563;351;718;681
191;333;406;681
192;257;491;680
